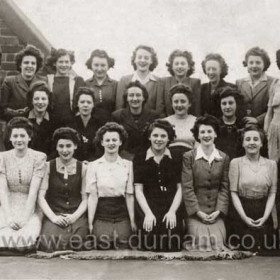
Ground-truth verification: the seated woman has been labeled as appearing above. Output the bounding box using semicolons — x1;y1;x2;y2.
162;49;201;117
45;48;85;127
38;127;88;252
134;120;183;252
229;126;277;252
69;87;111;161
0;117;46;254
86;122;136;250
182;115;230;251
85;49;117;114
164;84;197;168
112;81;158;160
201;53;235;118
115;45;164;116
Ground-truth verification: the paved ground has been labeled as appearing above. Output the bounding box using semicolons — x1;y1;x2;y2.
0;256;280;280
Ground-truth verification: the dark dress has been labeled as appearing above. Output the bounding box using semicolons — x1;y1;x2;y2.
39;159;88;252
133;149;183;252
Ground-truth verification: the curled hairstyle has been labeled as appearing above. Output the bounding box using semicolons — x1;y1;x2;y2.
15;44;44;73
94;122;128;151
123;80;149;106
72;87;95;114
131;45;158;71
27;81;53;111
201;53;229;79
147;119;176;142
191;115;220;142
243;46;271;72
241;124;265;144
45;48;75;71
52;127;81;147
85;49;115;70
6;117;34;140
166;49;195;77
169;84;193;104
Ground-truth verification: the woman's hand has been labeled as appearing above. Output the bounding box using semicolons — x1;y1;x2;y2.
7;217;21;231
62;214;78;225
143;212;156;232
243;216;258;228
253;217;266;228
89;223;93;235
130;220;137;232
242;116;258;125
207;210;220;224
163;211;177;229
51;215;69;228
196;211;210;224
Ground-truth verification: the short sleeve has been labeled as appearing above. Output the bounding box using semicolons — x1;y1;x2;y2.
269;160;278;193
33;152;47;178
125;161;134;194
81;163;87;195
40;162;50;191
85;162;98;195
0;153;6;176
229;158;240;192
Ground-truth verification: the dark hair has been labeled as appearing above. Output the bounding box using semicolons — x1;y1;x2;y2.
166;49;195;77
52;127;81;147
123;81;149;106
15;44;44;73
94;122;128;151
72;87;95;114
276;49;280;70
147;119;176;142
201;53;229;79
241;125;265;144
191;115;220;142
45;48;75;71
243;46;271;72
169;84;193;104
6;117;34;140
27;81;53;111
131;45;158;71
85;49;115;70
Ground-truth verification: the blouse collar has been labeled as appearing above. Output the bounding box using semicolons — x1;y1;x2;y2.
145;147;172;161
195;144;222;165
56;157;77;179
132;71;157;85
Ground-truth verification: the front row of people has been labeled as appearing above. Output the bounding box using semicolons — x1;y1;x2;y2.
0;116;277;254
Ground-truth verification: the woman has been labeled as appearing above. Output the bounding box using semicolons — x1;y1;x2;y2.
112;81;158;160
86;122;136;249
115;45;164;116
236;46;278;127
45;48;85;127
38;127;88;252
229;126;277;251
0;117;46;254
0;45;46;121
201;53;235;118
162;49;201;117
85;49;117;113
182;115;230;251
69;87;111;161
164;84;196;167
134;119;183;252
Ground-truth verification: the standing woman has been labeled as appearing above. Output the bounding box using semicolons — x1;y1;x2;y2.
85;49;117;114
86;122;136;249
162;49;201;117
229;126;277;251
134;120;183;252
236;47;278;127
201;53;235;118
115;45;164;116
0;117;46;254
182;115;230;251
0;45;46;121
45;48;85;127
38;127;88;252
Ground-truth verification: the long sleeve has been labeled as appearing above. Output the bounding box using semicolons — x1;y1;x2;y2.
115;76;129;110
155;79;165;117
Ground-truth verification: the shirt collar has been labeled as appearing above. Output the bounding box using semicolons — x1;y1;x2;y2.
145;147;172;161
89;75;112;85
131;72;157;84
56;157;77;178
96;155;124;165
28;109;50;121
244;73;267;87
195;144;222;164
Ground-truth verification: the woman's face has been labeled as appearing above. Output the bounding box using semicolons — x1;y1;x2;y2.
198;124;217;147
127;86;145;110
56;139;77;162
21;55;37;80
247;55;265;79
242;130;262;156
78;94;94;116
134;48;152;72
205;60;221;84
101;131;122;155
10;128;31;151
91;56;109;80
172;93;190;117
55;54;72;76
220;96;237;118
149;127;169;153
32;91;49;113
172;56;189;78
